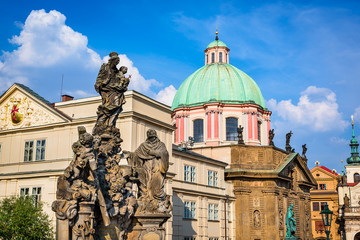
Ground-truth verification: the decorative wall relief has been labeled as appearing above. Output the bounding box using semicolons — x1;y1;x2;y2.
254;210;261;228
0;95;57;130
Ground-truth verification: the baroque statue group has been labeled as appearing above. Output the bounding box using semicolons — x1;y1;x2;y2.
52;52;171;240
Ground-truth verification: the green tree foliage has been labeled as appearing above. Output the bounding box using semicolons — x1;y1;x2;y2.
0;196;54;240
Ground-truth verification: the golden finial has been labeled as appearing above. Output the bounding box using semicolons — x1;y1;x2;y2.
352;115;354;126
215;26;219;40
315;161;320;166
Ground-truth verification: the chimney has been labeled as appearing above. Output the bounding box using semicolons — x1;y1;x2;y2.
62;94;74;102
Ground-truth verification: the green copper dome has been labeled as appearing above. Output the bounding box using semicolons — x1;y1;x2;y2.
207;40;227;49
171;63;266;110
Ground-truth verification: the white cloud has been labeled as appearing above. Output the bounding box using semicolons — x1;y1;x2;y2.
0;9;163;101
155;85;177;106
267;86;347;132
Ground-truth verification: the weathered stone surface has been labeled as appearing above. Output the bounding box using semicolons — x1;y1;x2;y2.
52;52;171;240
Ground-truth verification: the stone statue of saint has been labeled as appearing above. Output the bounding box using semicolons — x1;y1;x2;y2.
344;194;350;212
269;129;275;146
93;52;131;136
285;204;297;239
302;144;307;159
285;131;294;153
237;125;245;144
127;129;170;213
254;210;261;227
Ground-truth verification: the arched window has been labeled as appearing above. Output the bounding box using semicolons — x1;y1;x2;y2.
226;117;238;141
193;119;204;142
257;121;261;141
211;53;215;63
206;54;208;64
225;53;228;63
355;173;360;183
219;52;223;63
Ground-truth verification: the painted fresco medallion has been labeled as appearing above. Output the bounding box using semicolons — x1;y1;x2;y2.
10;104;23;124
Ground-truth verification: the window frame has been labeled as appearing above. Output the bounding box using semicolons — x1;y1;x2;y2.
24;139;46;162
193;119;204;143
184;165;196;183
208;170;218;187
19;186;42;206
313;202;320;211
184;201;196;219
320;202;327;211
208;203;219;221
219;52;223;63
211;53;215;63
226;117;238;141
257;121;261;141
319;184;327;190
355;173;360;183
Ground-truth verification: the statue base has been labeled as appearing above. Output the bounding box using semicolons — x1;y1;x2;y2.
127;213;171;240
285;237;297;240
238;140;245;145
96;212;170;240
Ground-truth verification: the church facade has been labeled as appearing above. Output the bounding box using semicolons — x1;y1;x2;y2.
171;33;316;240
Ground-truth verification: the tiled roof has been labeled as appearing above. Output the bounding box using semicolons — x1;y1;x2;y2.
319;166;339;176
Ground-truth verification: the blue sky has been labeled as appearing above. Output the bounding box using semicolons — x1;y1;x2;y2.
1;0;360;171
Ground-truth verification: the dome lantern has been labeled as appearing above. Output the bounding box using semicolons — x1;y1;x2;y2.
204;29;230;65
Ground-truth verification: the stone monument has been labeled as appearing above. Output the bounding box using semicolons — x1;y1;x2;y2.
268;129;275;146
285;204;297;240
52;52;171;240
237;125;244;145
285;131;295;153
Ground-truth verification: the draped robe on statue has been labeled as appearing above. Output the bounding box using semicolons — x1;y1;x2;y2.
132;133;169;201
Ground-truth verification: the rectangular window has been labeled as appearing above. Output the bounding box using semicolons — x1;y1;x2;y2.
184;165;189;181
184;165;195;182
184;201;196;219
209;238;219;240
313;202;319;211
20;187;30;196
24;141;34;162
190;166;195;182
208;203;219;220
208;170;218;187
184;237;196;240
184;165;196;182
24;140;46;162
35;140;46;160
211;53;215;63
319;184;327;190
313;185;318;190
32;187;42;205
20;187;41;205
219;52;223;63
321;202;327;211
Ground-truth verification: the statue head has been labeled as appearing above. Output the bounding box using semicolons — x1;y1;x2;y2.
120;66;128;74
109;52;120;66
79;133;94;148
147;129;158;142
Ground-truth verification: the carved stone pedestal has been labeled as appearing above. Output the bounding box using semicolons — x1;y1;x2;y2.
127;213;171;240
72;202;96;240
